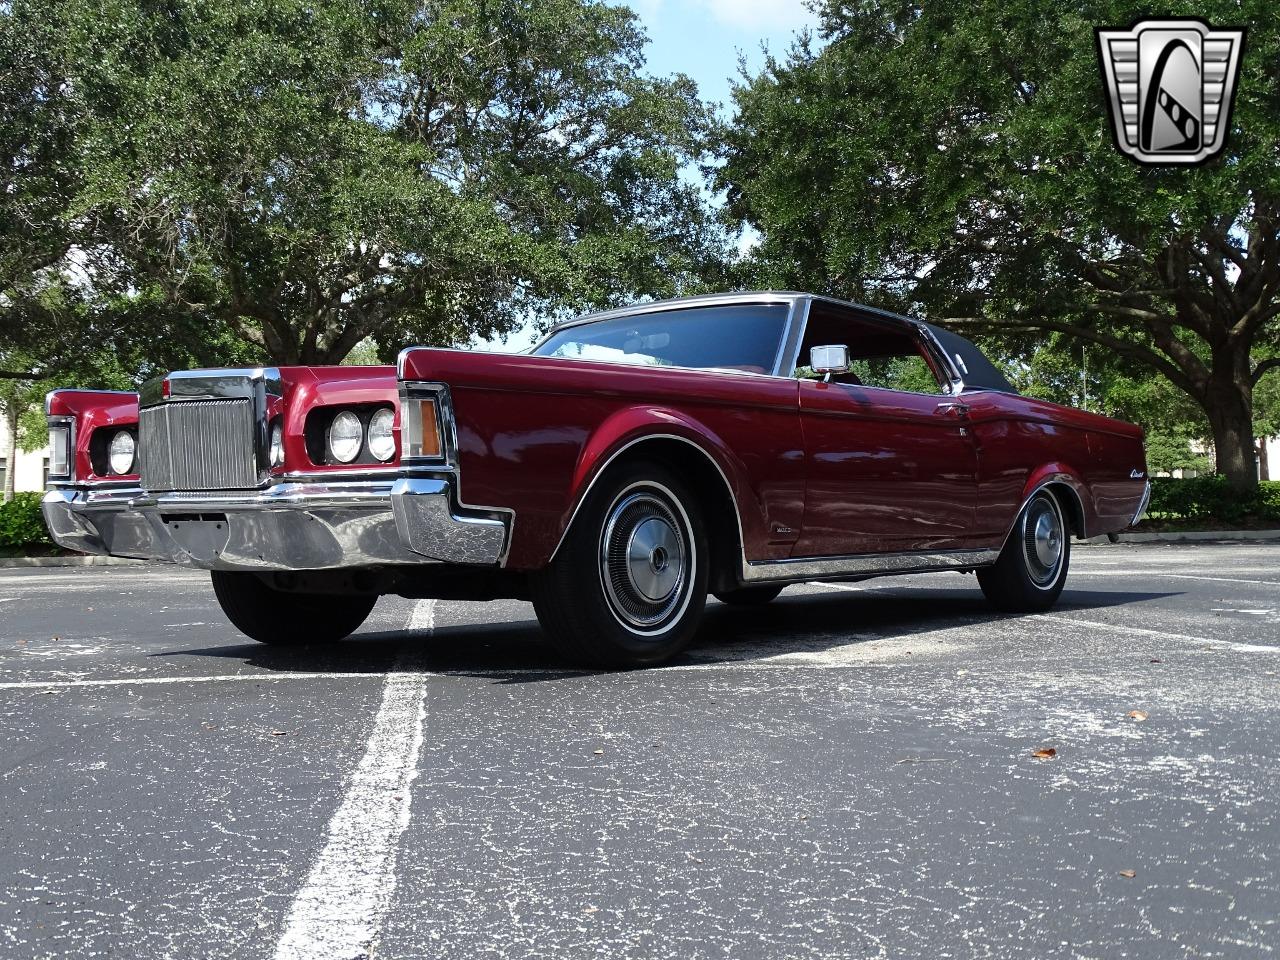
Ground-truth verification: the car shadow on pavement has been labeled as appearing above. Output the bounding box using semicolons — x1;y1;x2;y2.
155;584;1178;679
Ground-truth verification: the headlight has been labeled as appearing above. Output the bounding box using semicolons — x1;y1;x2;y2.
367;408;395;462
269;422;285;468
326;410;363;464
107;430;136;476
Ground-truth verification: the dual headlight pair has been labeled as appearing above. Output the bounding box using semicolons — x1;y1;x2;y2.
320;408;396;465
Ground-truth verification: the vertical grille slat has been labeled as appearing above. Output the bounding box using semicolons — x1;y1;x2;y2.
139;399;258;490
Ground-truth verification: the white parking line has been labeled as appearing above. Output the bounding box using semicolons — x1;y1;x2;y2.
1073;571;1279;586
1037;613;1280;654
273;600;435;960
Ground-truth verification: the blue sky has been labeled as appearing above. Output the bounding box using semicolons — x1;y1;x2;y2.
623;0;818;116
477;1;817;350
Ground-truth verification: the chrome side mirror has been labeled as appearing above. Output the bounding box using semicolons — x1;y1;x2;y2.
809;344;850;375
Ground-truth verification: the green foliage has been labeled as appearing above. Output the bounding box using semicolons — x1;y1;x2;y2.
719;0;1280;487
9;0;726;368
1148;477;1280;526
0;493;51;548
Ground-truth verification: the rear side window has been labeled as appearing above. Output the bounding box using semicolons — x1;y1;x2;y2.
795;305;947;394
532;304;790;375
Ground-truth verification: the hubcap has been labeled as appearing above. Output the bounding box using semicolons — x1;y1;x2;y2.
1021;495;1064;587
600;489;690;633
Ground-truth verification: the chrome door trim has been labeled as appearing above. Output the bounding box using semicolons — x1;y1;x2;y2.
740;548;1000;585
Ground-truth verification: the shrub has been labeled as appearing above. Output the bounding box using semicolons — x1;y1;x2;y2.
1147;476;1280;525
0;492;52;548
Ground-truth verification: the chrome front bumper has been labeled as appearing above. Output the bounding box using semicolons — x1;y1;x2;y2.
42;478;509;572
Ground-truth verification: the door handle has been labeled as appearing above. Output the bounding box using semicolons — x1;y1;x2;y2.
936;401;970;418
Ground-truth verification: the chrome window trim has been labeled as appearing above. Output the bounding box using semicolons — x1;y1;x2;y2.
533;291;806;345
525;294;805;379
773;296;812;378
911;321;967;395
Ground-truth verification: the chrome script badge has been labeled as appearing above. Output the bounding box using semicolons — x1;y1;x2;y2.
1096;18;1245;166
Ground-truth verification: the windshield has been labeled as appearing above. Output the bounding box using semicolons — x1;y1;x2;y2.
532;303;790;375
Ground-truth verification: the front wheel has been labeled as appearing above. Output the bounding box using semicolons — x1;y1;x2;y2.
531;462;708;668
211;571;377;645
978;490;1070;612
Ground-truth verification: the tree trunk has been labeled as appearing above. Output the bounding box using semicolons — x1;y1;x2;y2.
1203;374;1257;489
2;403;17;503
1260;437;1270;482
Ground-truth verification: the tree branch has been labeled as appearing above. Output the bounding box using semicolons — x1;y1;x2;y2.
1253;356;1280;386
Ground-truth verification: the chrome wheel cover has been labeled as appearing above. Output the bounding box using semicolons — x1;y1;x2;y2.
1021;494;1065;588
599;486;693;634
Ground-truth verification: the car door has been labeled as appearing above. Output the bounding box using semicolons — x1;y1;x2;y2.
792;309;979;557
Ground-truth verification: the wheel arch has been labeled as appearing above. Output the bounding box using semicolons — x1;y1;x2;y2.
551;416;759;594
1008;469;1090;545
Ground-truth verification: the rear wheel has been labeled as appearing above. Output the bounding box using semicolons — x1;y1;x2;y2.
531;462;708;668
978;490;1070;612
210;571;377;645
714;585;783;606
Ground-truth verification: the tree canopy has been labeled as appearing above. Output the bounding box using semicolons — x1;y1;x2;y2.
719;0;1280;487
2;0;724;372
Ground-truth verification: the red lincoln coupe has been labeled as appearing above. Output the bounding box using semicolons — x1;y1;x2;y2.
43;293;1149;666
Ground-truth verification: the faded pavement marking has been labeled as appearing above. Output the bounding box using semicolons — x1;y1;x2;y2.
273;599;435;960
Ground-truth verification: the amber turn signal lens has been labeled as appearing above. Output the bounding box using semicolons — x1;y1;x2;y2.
405;397;442;459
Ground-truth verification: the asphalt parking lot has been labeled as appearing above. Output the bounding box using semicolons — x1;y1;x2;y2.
0;542;1277;960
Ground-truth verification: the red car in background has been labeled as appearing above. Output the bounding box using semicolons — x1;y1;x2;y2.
43;293;1150;667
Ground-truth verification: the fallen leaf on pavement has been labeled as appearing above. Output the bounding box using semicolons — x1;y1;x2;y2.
1128;710;1148;721
1118;869;1136;878
1032;747;1057;760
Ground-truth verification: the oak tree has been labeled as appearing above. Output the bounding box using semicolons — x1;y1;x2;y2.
719;0;1280;488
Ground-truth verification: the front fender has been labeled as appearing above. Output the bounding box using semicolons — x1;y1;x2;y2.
555;405;770;563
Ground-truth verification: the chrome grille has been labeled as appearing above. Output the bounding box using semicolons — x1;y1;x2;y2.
139;399;259;490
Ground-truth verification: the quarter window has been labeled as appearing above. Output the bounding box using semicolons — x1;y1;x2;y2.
794;305;947;394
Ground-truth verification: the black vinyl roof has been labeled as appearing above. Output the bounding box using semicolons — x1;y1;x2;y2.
922;322;1019;394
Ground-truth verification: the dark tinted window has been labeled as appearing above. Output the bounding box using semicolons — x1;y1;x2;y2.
533;304;789;374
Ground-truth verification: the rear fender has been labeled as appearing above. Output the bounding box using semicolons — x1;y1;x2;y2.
1017;463;1094;540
